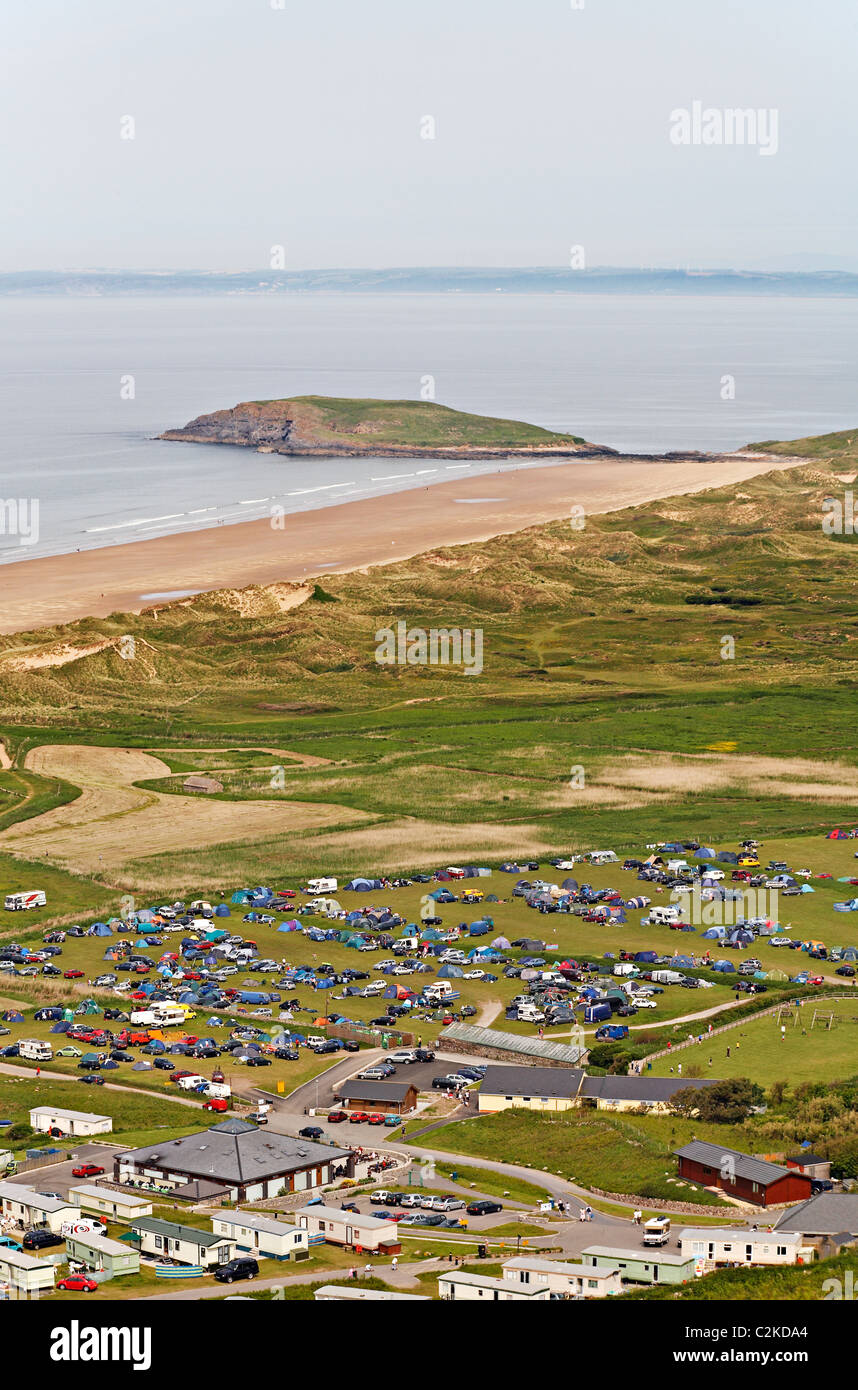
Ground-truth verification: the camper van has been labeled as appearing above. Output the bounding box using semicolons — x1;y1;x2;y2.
424;981;456;1003
189;900;213;917
306;877;337;895
130;1004;193;1028
4;890;46;912
646;904;682;926
18;1038;52;1062
643;1216;670;1247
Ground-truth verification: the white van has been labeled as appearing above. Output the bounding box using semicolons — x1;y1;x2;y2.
647;904;681;926
176;1074;207;1091
4;890;46;911
19;1038;52;1061
424;981;455;1002
189;900;213;916
307;877;337;894
516;1004;546;1023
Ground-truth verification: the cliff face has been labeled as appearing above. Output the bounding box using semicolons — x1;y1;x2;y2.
159;396;615;459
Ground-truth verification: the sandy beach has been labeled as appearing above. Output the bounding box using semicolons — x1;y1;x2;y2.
0;451;802;635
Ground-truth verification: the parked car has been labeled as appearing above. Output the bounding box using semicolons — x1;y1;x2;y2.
71;1163;105;1178
23;1229;64;1250
298;1126;323;1140
326;1110;348;1123
349;1111;370;1124
466;1200;503;1215
213;1257;259;1284
56;1275;98;1292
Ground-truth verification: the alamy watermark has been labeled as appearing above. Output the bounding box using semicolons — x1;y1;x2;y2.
375;621;483;675
670;102;779;156
0;498;39;547
822;491;858;535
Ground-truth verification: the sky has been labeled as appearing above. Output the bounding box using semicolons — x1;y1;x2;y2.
2;0;856;271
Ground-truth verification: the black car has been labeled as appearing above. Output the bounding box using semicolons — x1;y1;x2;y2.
837;965;856;977
466;1200;503;1215
273;1047;300;1060
298;1126;323;1140
23;1229;64;1250
78;1075;105;1085
342;1040;360;1053
414;1048;436;1062
213;1257;259;1284
245;1055;272;1067
153;1058;174;1070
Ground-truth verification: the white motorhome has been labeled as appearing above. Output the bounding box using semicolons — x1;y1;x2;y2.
424;981;455;1002
647;905;681;926
589;851;618;865
18;1039;52;1062
307;877;337;894
4;890;46;912
643;1217;670;1247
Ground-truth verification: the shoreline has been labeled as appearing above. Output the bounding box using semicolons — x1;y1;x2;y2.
0;451;804;636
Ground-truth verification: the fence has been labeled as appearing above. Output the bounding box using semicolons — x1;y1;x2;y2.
155;1263;203;1278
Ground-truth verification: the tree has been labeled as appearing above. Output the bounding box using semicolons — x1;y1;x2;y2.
671;1078;764;1124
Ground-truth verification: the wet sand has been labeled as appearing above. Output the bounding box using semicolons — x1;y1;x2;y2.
0;451;802;634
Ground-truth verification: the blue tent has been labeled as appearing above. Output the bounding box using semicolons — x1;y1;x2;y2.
695;847;716;859
344;877;382;891
712;959;736;973
437;963;464;978
214;903;231;917
92;922;113;937
671;954;694;967
50;1021;71;1033
231;891;253;905
634;950;657;963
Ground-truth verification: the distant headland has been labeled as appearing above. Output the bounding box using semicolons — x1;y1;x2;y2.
159;395;615;460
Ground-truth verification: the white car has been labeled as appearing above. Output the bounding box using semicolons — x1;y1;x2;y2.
388;1050;418;1065
629;997;658;1009
440;950;465;964
554;859;578;870
463;969;486;979
770;936;792;947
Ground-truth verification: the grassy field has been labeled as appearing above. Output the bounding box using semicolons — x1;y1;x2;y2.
649;995;858;1085
0;1073;206;1143
2;434;858;895
622;1249;858;1301
417;1109;746;1205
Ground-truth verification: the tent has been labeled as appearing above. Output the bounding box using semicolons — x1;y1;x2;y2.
670;954;694;967
702;926;726;939
132;1061;153;1071
499;862;521;873
827;828;851;840
626;897;650;910
695;847;716;859
92;922;113;937
49;1021;71;1034
437;963;464;978
712;959;736;973
2;1010;23;1023
634;950;657;963
491;936;511;949
344;878;382;891
716;851;739;863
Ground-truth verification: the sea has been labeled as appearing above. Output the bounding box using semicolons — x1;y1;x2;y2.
1;292;857;566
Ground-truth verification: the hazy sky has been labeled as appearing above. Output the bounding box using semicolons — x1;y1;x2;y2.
3;0;856;271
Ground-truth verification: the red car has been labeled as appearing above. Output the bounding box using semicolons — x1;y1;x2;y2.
169;1070;194;1084
349;1111;370;1124
71;1163;105;1179
64;969;84;979
56;1275;98;1293
366;1113;386;1126
327;1110;348;1123
203;1098;228;1113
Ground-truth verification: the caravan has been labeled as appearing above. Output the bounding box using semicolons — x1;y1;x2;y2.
306;877;337;895
4;890;46;912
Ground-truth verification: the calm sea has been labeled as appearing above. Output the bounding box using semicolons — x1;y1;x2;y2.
1;292;856;565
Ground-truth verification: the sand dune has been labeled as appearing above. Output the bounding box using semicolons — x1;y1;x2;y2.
0;451;805;634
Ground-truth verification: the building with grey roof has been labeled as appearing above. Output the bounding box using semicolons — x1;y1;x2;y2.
114;1119;353;1202
675;1141;812;1207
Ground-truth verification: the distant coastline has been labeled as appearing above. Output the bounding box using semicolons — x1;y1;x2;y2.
5;267;858;297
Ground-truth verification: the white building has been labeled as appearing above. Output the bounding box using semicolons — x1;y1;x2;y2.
211;1210;310;1260
314;1285;430;1301
502;1256;623;1298
0;1245;56;1294
679;1227;814;1269
130;1217;235;1269
69;1184;153;1223
29;1106;112;1137
439;1270;551;1301
294;1205;400;1253
0;1183;80;1234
